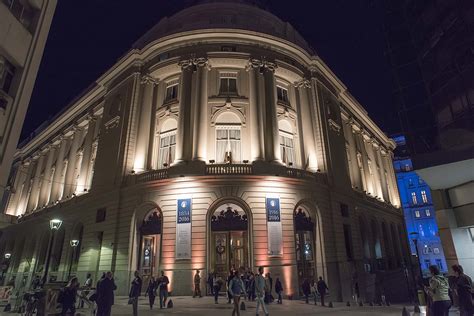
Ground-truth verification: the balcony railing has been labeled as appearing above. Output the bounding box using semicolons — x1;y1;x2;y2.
135;168;169;183
205;164;253;175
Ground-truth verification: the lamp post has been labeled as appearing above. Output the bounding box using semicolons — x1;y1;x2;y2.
410;232;423;304
67;239;79;280
1;253;11;284
42;219;62;286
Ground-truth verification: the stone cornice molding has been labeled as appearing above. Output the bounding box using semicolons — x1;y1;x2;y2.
294;79;311;89
245;58;277;73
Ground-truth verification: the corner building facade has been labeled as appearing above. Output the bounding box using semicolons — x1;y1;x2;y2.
1;2;412;303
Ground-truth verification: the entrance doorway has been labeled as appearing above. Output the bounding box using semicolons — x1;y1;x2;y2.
210;204;249;277
139;210;162;289
294;208;316;292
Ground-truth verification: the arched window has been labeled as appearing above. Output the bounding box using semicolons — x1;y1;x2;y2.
157;119;177;168
279;120;295;166
215;112;241;163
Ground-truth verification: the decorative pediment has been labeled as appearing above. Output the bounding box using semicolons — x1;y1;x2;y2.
294;208;314;231
140;210;162;235
211;206;248;231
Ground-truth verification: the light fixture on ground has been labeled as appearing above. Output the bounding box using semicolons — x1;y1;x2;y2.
42;218;63;286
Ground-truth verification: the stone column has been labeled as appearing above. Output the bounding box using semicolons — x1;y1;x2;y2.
376;147;389;202
261;61;281;163
295;79;318;172
27;152;45;211
5;162;26;216
38;144;57;207
174;59;195;164
18;159;33;214
247;62;264;161
386;153;400;207
50;135;69;202
192;58;210;162
134;75;157;172
63;127;83;198
77;117;97;192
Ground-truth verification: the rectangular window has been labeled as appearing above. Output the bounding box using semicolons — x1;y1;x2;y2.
219;75;237;95
340;203;349;217
221;46;236;52
411;192;418;205
343;224;353;260
96;208;106;223
216;127;241;163
424;259;431;270
425;209;431;216
436;259;443;271
277;86;289;103
433;247;440;254
165;83;178;102
421;190;428;203
415;210;421;218
0;57;15;95
2;0;33;28
158;130;176;168
279;132;295;166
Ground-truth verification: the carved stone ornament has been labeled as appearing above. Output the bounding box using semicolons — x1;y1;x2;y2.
211;206;248;231
141;74;159;86
294;79;311;89
104;116;120;131
140;210;162;235
328;118;341;134
178;57;211;70
245;58;277;73
294;208;314;232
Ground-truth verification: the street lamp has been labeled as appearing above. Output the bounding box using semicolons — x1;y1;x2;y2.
42;219;63;286
410;231;424;304
67;239;80;279
1;253;11;284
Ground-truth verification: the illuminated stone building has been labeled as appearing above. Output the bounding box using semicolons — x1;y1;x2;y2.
0;1;410;302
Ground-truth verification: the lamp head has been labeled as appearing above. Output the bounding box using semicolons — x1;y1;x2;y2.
70;239;79;247
49;219;63;230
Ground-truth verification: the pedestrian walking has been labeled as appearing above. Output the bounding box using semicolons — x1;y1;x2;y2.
129;270;142;316
310;280;318;305
302;278;310;304
264;273;271;304
208;272;214;296
248;273;256;301
145;276;157;310
275;277;283;304
229;270;247;316
96;271;117;316
157;270;169;309
452;264;473;316
317;276;329;306
213;273;223;304
60;277;79;315
268;272;274;302
227;270;234;304
193;269;202;298
80;273;93;308
255;267;269;316
425;265;451;316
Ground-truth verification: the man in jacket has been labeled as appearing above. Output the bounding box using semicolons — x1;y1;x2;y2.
193;269;202;298
129;271;142;316
96;271;117;316
255;267;269;316
317;276;329;306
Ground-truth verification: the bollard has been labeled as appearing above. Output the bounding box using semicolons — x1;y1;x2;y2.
358;301;363;307
346;301;351;306
402;306;410;316
414;305;421;313
328;302;333;308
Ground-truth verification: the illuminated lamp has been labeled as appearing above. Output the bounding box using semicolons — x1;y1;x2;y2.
49;219;63;230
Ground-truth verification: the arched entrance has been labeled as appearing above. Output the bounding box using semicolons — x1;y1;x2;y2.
138;209;162;286
210;203;249;277
294;207;316;289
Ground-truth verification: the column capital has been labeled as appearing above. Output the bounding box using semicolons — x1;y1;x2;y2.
294;79;311;89
178;57;211;71
245;58;277;73
141;74;159;86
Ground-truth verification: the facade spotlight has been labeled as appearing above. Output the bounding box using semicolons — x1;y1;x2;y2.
70;239;80;247
243;160;249;164
317;169;321;172
131;170;136;174
209;160;215;164
163;163;168;168
49;219;63;230
4;253;11;259
288;162;293;167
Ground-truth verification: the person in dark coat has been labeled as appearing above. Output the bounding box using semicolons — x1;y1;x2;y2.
452;264;473;316
60;277;79;315
129;271;142;316
157;270;170;309
317;276;329;307
275;277;283;304
302;278;311;304
227;270;234;304
96;271;117;316
145;276;157;310
208;272;214;296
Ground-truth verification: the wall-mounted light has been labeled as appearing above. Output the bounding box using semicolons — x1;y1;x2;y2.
317;169;321;172
288;162;293;167
163;163;168;168
4;253;11;259
209;160;215;164
131;170;136;174
243;160;249;164
70;240;80;247
49;219;63;230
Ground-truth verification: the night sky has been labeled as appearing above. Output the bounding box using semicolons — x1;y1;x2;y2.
21;0;397;142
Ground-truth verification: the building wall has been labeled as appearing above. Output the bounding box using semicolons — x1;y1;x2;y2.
1;2;411;303
0;0;57;208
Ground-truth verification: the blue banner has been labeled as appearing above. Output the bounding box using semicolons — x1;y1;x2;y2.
177;198;191;224
266;197;281;222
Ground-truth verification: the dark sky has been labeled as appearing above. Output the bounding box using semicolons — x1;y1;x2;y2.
22;0;397;142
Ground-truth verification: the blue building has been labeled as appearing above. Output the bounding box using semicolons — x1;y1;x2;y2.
392;135;447;276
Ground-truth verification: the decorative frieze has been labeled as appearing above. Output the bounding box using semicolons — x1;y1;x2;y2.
245;58;277;73
178;57;211;71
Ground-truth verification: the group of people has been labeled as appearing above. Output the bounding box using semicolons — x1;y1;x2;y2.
301;276;329;306
424;264;473;316
133;270;170;312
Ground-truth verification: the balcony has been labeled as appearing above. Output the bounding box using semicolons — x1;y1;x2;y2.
129;164;328;185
